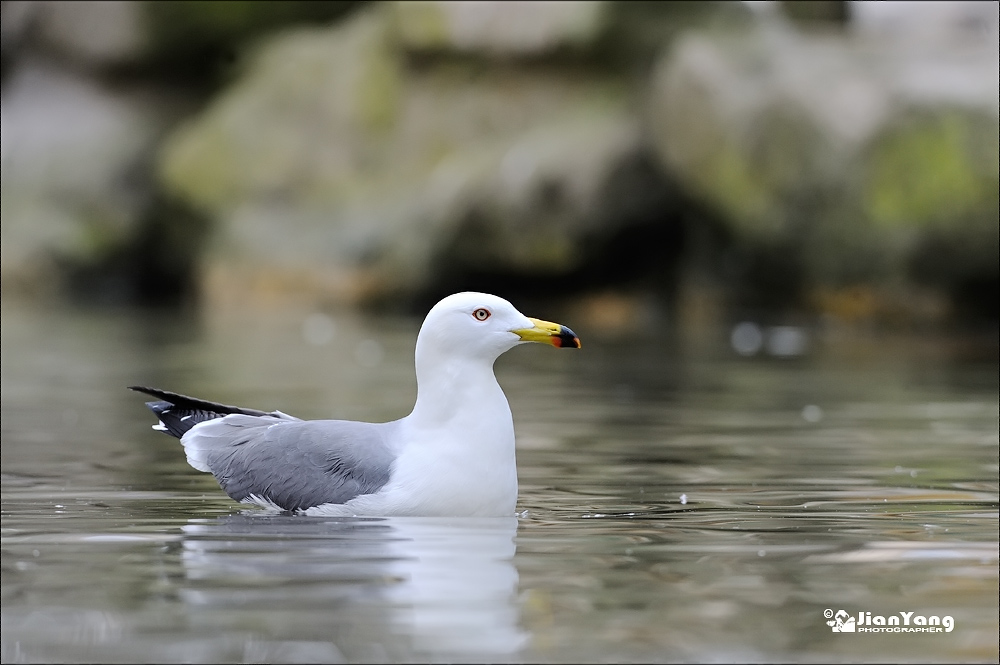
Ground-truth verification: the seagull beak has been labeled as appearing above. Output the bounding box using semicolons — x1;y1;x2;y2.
513;318;581;348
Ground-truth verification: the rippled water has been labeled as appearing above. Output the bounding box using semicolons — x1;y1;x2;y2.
2;300;998;663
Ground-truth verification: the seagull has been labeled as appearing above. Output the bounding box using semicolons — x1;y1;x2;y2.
130;292;580;516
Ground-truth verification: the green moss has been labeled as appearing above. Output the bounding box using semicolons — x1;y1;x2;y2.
158;8;405;212
703;143;774;234
355;27;402;133
392;1;451;50
142;1;363;58
864;112;999;229
159;116;240;214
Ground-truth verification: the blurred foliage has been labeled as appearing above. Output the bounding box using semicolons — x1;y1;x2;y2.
598;1;753;70
2;0;995;325
60;193;210;306
778;1;849;26
864;111;999;230
139;0;365;87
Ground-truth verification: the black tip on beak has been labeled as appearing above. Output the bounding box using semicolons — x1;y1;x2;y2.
556;326;581;349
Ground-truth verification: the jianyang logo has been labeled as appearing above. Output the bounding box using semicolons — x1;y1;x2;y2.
825;608;955;633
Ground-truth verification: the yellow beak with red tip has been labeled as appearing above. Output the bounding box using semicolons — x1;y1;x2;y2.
513;318;581;349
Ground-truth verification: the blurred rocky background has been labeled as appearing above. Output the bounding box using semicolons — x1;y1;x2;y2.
2;0;997;331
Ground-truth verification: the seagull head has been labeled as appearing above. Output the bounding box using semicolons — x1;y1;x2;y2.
415;292;580;363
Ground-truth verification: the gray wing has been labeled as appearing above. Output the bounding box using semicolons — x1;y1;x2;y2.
182;415;399;512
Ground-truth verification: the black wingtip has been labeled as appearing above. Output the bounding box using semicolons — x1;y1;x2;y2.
144;400;172;416
128;385;273;418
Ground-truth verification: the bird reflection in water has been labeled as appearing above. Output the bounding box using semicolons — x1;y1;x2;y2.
177;514;528;662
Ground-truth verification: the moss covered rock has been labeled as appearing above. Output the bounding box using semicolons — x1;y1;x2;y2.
0;59;172;299
393;0;606;57
648;18;999;309
158;6;667;305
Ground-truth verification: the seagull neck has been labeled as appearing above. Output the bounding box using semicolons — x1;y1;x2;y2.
410;352;504;427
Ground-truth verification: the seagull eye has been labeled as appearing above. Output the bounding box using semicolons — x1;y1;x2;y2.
473;308;491;321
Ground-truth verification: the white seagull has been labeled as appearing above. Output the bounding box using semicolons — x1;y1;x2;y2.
130;292;580;516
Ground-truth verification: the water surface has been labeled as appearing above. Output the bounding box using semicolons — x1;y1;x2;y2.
2;301;997;662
